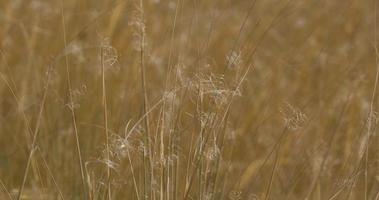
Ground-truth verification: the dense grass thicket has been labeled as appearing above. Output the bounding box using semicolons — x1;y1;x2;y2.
0;0;379;199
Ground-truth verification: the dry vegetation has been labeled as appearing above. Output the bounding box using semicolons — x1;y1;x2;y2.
0;0;379;199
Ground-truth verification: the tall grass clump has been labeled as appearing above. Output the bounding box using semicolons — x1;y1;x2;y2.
1;0;379;199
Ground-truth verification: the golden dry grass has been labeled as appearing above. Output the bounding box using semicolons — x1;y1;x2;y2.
0;0;379;199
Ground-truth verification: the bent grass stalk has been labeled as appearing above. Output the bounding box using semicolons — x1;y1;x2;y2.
60;1;86;198
101;41;111;200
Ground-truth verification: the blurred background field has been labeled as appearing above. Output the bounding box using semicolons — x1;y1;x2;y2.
0;0;379;199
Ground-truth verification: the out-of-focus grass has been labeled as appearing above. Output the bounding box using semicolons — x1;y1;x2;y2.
0;0;378;199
